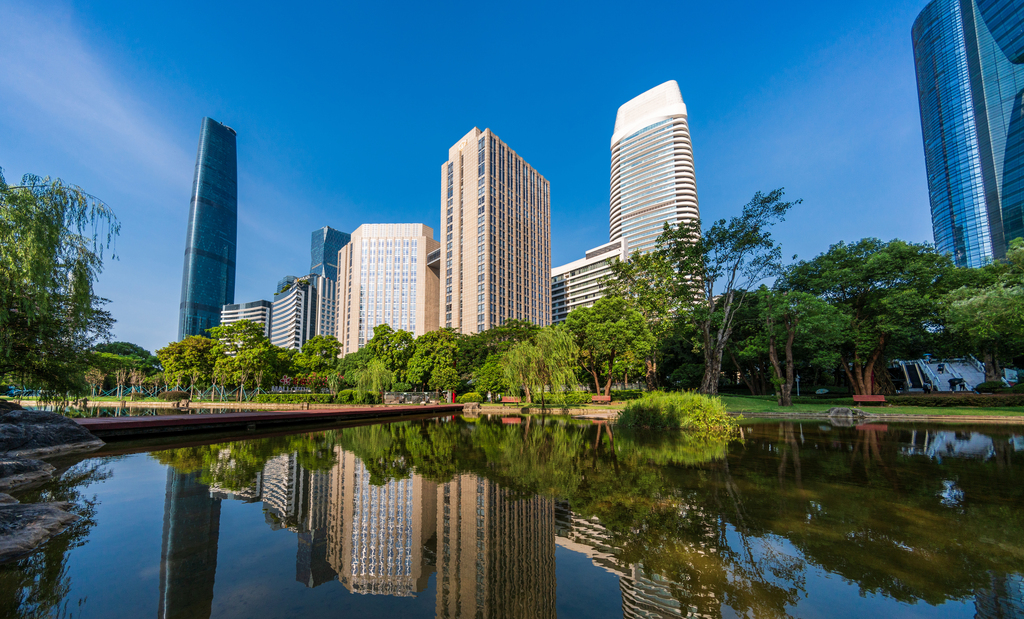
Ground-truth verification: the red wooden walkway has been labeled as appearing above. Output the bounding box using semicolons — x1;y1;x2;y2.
75;404;463;438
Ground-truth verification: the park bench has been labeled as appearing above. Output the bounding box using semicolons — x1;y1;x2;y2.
591;395;612;404
500;396;521;404
852;395;886;406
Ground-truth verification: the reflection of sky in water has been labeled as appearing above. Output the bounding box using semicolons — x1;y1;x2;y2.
1012;435;1024;452
901;431;1001;461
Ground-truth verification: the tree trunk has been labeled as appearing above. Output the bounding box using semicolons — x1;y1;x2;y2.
983;347;1001;383
731;353;759;396
645;357;657;392
590;367;601;394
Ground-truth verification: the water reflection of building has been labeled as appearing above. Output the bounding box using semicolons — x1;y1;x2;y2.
975;572;1024;618
261;453;303;530
326;449;437;596
555;502;708;619
436;474;556;619
159;469;221;619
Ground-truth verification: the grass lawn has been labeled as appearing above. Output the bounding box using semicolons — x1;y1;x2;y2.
720;394;1024;418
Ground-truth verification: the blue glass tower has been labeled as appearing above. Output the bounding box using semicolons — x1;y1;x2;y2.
178;117;237;339
913;0;1024;267
310;226;350;282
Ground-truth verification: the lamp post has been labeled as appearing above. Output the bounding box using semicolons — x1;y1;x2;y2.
796;374;801;397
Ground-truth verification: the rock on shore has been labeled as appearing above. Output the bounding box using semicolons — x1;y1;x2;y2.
0;405;103;563
0;409;105;458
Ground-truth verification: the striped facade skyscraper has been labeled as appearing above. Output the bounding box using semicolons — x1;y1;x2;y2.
440;128;551;334
609;81;700;256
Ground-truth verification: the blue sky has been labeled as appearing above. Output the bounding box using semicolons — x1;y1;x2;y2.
1;0;933;354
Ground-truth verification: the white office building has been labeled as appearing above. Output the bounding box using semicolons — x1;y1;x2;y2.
550;239;628;324
220;300;272;337
270;275;325;350
609;80;700;256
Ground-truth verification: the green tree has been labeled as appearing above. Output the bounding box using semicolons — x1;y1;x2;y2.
0;170;119;400
604;251;680;389
366;324;416;380
473;354;511;396
659;189;800;395
407;329;459;391
156;336;218;398
757;288;845;406
356;358;395;402
565;297;650;396
208;320;277;399
503;326;579;410
781;238;955;395
942;238;1024;382
294;335;341;375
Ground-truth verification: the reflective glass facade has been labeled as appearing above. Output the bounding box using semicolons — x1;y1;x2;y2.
178;117;237;339
913;0;1024;267
609;81;699;256
310;226;350;282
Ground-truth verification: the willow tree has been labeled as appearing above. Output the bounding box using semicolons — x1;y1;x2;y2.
0;170;119;400
503;326;579;411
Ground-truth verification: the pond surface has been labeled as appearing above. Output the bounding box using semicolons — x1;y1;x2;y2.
2;418;1023;618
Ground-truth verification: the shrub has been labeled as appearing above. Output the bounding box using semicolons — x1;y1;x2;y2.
545;392;591;407
457;392;483;403
617;392;736;435
886;394;1024;407
252;394;333;404
1010;383;1024;394
611;389;644;401
975;381;1004;393
158;390;190;401
393;382;413;392
337;389;356;403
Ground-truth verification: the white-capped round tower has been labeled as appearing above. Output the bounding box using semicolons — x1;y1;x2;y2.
609;81;699;255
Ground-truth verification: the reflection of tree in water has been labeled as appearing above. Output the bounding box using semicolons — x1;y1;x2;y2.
0;459;113;619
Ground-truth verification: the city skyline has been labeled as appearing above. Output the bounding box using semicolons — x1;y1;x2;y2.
1;1;944;352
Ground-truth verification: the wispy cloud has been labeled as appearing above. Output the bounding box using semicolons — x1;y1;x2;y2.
0;2;192;199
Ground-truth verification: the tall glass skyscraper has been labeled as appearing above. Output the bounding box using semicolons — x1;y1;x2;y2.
913;0;1024;267
178;117;237;339
609;81;700;256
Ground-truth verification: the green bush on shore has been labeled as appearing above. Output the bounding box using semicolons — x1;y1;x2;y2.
617;392;737;435
253;394;333;404
610;389;644;401
158;390;190;402
457;392;483;403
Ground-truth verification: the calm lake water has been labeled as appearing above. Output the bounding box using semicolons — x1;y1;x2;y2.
1;417;1022;618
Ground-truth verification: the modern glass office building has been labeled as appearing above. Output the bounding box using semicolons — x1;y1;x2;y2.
178;117;238;339
310;226;350;282
609;81;700;256
913;0;1024;267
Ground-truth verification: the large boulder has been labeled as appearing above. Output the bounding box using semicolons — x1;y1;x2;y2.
0;457;55;491
0;409;104;458
0;502;78;563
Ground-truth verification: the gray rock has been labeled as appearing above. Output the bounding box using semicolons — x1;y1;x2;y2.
828;407;868;427
0;409;104;457
0;457;56;491
0;502;78;563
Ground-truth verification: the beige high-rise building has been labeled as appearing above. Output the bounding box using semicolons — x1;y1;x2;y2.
440;128;551;334
335;224;440;354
